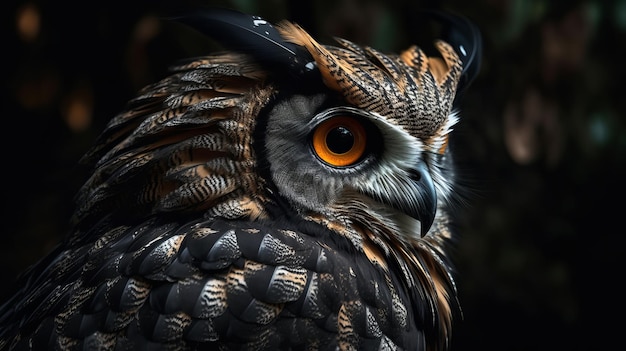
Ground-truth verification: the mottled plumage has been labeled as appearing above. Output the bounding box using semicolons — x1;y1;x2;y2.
0;8;480;351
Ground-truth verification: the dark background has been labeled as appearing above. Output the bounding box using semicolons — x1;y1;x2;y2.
2;0;624;350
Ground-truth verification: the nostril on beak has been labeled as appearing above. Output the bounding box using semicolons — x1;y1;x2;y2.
410;168;423;182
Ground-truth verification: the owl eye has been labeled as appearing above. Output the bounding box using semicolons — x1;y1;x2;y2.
312;116;367;167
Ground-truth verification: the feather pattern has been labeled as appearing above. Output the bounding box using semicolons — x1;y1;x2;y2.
277;21;462;140
70;54;274;231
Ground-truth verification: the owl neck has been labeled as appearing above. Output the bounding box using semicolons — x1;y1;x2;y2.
298;204;457;350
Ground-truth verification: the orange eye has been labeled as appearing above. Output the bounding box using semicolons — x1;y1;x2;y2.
312;116;367;167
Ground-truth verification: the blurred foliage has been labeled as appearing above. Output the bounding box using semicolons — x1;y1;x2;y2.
1;0;624;350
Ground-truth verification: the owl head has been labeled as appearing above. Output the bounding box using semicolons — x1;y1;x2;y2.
172;8;477;243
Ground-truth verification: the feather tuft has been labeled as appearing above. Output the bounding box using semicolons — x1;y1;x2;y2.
276;21;344;92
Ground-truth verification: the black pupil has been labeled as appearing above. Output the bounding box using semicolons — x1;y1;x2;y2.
327;126;354;154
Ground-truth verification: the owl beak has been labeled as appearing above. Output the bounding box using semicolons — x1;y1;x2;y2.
409;162;437;236
364;162;438;236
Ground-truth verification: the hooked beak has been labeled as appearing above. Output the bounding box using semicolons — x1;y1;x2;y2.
407;162;437;236
362;161;437;237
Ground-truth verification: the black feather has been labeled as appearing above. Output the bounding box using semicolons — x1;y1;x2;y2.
432;11;482;92
170;7;320;83
419;10;483;105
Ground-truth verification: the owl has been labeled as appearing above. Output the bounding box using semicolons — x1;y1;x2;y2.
0;7;480;351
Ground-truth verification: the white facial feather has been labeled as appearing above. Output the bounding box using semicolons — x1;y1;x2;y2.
264;94;457;239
